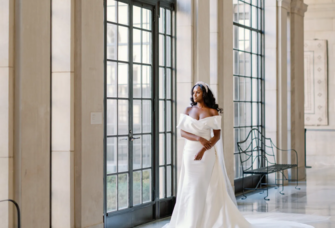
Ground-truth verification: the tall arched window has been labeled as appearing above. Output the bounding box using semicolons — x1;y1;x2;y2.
104;0;176;227
233;0;265;180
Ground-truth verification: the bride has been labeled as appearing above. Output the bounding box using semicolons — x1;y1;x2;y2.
162;82;328;228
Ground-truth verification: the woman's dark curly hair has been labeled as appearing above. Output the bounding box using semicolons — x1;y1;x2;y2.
190;84;223;113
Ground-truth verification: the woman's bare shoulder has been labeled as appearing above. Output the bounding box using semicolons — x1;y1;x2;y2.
183;106;193;115
209;108;219;116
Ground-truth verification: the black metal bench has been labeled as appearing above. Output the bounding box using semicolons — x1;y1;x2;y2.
236;128;300;201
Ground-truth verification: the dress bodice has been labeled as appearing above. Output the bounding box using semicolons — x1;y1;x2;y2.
176;113;222;140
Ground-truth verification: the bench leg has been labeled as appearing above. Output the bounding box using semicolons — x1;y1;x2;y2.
279;171;285;195
295;167;300;190
241;173;247;200
264;174;269;201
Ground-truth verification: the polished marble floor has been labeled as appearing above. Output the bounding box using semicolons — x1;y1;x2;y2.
136;167;334;228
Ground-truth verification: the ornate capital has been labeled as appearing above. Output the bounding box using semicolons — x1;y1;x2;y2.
291;0;308;16
277;0;291;11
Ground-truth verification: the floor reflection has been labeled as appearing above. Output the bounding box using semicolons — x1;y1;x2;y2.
136;167;334;228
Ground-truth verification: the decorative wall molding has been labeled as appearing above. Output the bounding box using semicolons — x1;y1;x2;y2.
304;40;328;126
277;0;291;11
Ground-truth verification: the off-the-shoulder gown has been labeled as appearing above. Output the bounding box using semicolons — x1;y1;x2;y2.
162;113;328;228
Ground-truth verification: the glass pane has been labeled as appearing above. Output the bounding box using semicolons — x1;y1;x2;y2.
234;102;239;127
143;169;151;203
252;79;258;102
133;100;141;133
107;61;117;97
252;54;257;77
239;52;245;76
107;137;117;174
118;63;128;97
133;64;141;98
166;68;171;99
245;53;251;76
159;8;165;33
118;100;128;134
252;103;258;125
245;103;252;126
238;27;245;51
233;50;239;75
245;77;251;101
239;103;246;126
233;25;238;49
107;0;117;23
239;77;245;101
234;76;239;100
107;24;117;60
142;66;151;98
107;100;117;135
133;29;141;62
166;101;171;131
159;101;165;132
159;167;165;199
159;35;165;66
235;128;239;153
252;31;257;53
142;100;152;133
133;171;141;206
107;175;117;211
166;36;171;67
166;133;171;164
166;10;171;35
167;166;171;197
159;68;165;99
142;8;152;30
159;134;165;165
252;6;257;29
118;26;128;61
118;2;128;25
142;135;151;168
118;173;128;209
142;31;151;64
133;6;141;28
118;137;128;172
133;135;141;169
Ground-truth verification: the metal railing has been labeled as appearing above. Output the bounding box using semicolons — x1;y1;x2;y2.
0;199;21;228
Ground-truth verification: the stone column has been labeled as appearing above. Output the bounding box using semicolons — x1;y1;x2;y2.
51;0;74;227
74;0;104;227
217;0;235;185
194;0;210;83
0;0;14;227
290;0;307;180
277;0;290;184
14;0;51;227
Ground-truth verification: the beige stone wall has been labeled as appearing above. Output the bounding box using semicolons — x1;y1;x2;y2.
304;0;335;167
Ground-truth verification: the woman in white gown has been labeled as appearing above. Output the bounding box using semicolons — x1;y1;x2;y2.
162;82;328;228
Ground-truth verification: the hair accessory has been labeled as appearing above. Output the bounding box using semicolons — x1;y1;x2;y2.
195;81;209;93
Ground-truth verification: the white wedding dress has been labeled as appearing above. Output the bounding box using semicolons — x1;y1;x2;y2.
162;113;329;228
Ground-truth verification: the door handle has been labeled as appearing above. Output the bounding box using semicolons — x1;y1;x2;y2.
130;136;140;141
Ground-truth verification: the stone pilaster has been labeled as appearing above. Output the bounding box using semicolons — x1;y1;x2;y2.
217;0;234;185
74;0;104;227
290;0;308;180
277;0;290;184
0;0;14;227
14;0;51;227
194;0;210;83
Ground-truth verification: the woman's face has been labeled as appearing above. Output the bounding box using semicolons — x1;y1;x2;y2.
193;86;203;103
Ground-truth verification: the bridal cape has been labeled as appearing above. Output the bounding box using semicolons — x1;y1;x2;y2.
162;113;329;228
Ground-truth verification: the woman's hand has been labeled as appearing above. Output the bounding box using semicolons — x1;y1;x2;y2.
194;148;206;160
198;137;212;150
